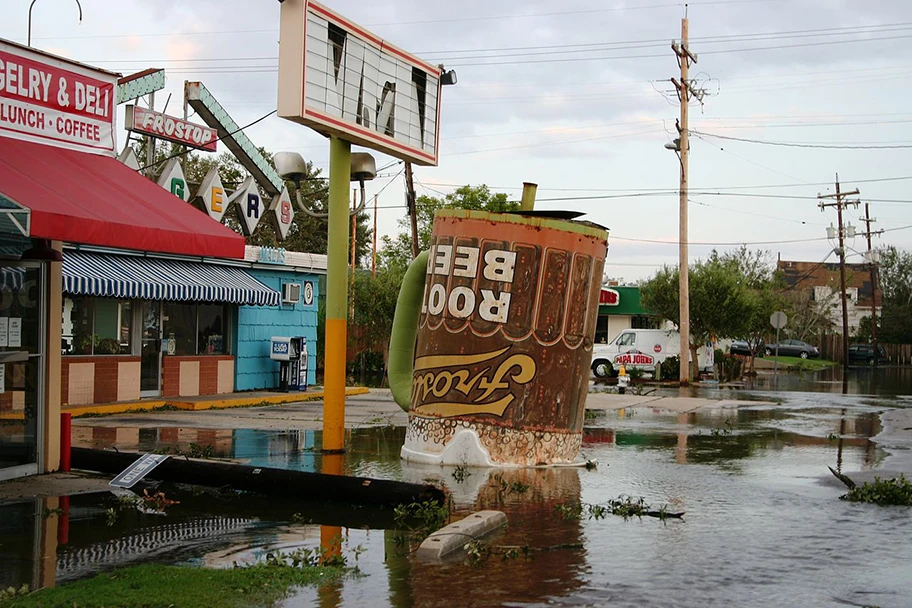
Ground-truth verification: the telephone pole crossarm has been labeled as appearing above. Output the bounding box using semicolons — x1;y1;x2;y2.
817;178;858;371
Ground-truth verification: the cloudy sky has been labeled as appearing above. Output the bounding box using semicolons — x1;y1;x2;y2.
4;0;912;280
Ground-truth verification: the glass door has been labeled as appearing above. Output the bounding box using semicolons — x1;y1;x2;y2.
0;262;44;481
140;301;161;396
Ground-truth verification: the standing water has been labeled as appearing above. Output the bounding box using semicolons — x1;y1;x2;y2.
1;389;910;607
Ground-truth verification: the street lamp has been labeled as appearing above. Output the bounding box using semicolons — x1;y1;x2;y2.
28;0;82;47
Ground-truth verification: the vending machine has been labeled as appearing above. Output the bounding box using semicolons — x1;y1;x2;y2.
270;336;308;392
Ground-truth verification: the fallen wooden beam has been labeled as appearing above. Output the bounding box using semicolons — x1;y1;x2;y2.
72;448;445;508
828;465;857;489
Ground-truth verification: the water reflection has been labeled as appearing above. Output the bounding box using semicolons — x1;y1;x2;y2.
583;404;882;472
738;364;912;395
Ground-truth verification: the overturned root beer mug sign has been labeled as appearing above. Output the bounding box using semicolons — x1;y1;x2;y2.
390;209;609;467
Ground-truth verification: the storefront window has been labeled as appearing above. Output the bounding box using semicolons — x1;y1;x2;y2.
63;298;227;357
198;304;226;355
162;302;228;355
163;302;196;356
64;297;93;355
62;297;133;355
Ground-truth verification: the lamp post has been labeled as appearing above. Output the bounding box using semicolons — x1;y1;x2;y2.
28;0;82;47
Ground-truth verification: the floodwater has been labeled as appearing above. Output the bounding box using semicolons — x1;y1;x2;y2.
3;391;912;607
733;364;912;395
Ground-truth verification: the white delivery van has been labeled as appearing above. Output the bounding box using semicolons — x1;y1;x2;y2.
590;329;714;378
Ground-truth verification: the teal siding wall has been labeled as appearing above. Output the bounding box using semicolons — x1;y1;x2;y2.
236;269;320;390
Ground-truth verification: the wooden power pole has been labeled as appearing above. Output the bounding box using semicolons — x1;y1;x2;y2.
404;162;419;260
861;203;883;365
372;194;378;277
671;17;699;384
818;176;859;372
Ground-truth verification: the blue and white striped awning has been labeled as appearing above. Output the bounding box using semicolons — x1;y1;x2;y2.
63;251;281;306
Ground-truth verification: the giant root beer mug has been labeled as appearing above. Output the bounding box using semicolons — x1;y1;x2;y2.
388;209;609;466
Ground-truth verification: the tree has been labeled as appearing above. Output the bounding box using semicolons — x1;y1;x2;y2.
131;140;372;262
640;256;754;380
876;246;912;343
348;266;407;380
782;288;836;342
715;247;786;373
378;184;518;271
348;184;517;378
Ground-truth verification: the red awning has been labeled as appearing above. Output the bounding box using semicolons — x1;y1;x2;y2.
0;137;246;258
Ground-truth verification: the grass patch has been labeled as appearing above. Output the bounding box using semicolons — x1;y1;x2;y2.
766;356;836;372
555;495;684;521
0;562;346;608
842;475;912;506
75;405;180;419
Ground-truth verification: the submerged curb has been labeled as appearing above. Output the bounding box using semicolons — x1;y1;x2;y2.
417;510;508;561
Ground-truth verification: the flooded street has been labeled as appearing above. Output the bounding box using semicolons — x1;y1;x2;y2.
2;386;912;607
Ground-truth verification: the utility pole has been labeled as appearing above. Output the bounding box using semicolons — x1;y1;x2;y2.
144;91;156;179
861;203;884;365
404;162;419;260
372;194;378;277
671;17;699;384
350;188;357;320
818;175;859;372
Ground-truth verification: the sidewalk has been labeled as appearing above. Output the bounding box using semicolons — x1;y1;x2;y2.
0;386;371;420
584;392;776;412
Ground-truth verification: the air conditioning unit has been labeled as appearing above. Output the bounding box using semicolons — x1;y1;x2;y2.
282;282;301;304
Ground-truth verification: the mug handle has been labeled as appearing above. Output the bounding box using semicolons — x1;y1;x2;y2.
388;250;429;411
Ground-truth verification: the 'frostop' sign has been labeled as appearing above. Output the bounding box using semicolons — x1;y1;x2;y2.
125;105;217;152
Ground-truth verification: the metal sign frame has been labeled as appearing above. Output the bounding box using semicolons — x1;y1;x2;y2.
277;0;442;166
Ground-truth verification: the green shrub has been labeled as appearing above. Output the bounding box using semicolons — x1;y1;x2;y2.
842;475;912;506
714;350;742;382
658;355;679;381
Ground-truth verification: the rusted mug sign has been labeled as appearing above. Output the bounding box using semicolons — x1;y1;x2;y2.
390;209;608;466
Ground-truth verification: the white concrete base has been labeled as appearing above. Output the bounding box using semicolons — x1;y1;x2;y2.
416;510;508;561
400;428;496;467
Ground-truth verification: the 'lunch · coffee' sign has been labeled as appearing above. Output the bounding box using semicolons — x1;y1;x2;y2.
0;38;116;154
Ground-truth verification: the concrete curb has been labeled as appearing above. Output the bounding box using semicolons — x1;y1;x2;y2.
417;510;508;561
48;387;372;418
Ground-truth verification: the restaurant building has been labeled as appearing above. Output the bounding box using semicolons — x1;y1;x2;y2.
0;39;317;480
594;285;658;345
59;245;324;406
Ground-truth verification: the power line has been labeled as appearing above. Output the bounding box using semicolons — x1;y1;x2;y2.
609;234;830;246
420;173;912;193
446;127;661;156
688;198;822;226
138;109;277;172
451;33;912;67
692;130;912;149
87;21;912;64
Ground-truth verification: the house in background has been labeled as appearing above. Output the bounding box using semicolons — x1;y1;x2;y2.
777;259;881;335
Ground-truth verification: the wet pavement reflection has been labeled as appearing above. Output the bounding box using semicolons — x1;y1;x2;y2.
731;364;912;395
3;391;912;607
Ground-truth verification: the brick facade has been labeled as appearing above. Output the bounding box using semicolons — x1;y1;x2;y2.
61;356;141;406
162;355;234;397
61;354;233;404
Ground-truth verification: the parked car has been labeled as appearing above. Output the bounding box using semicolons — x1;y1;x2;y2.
729;340;764;357
764;339;819;359
847;344;889;365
